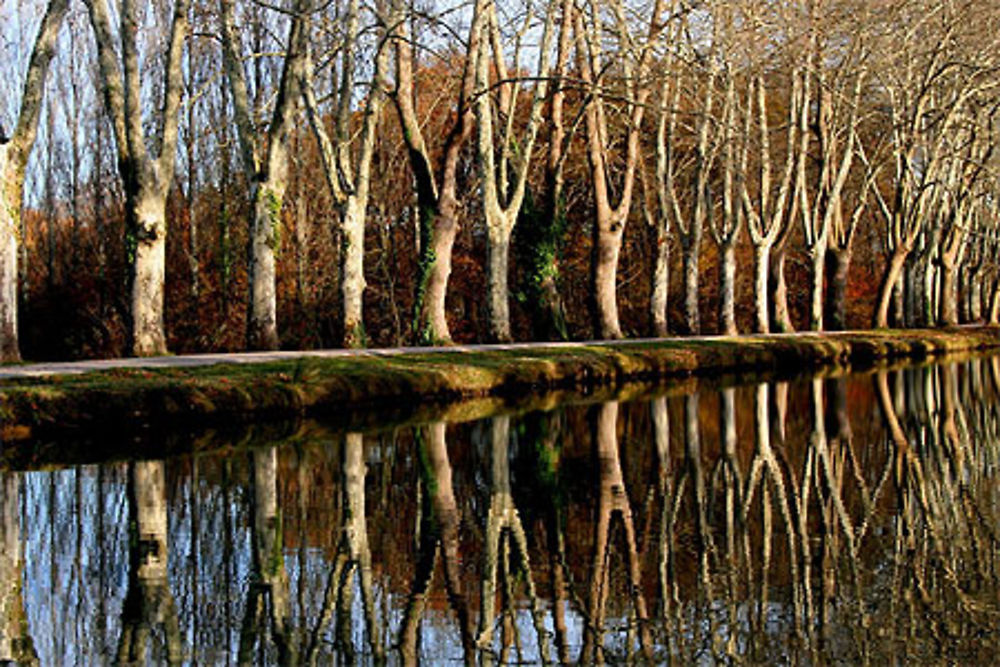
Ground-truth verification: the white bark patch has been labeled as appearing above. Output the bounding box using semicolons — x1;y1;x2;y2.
132;197;167;356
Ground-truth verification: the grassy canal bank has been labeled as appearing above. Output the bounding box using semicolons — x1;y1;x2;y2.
1;327;998;443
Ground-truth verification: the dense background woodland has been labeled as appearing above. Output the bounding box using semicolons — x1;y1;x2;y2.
2;0;1000;360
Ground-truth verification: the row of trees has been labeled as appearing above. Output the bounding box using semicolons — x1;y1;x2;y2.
3;0;1000;360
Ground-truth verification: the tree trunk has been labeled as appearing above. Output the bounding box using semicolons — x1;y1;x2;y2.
0;473;35;665
591;208;624;339
414;200;459;345
131;194;168;356
808;246;825;331
248;181;282;350
486;222;513;343
752;243;771;334
939;259;958;326
874;247;908;328
0;154;21;363
650;222;669;337
826;247;850;331
681;238;701;335
341;197;367;348
770;248;794;333
970;274;983;322
989;279;1000;325
718;242;737;336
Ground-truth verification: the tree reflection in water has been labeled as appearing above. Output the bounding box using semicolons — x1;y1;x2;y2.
6;357;1000;663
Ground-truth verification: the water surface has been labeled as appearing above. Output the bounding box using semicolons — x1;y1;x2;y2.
3;357;1000;664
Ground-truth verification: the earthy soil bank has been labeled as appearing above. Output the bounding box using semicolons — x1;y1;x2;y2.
1;327;997;443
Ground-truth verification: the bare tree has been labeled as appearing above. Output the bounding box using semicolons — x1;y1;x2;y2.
0;0;69;362
85;0;189;355
575;0;665;339
300;0;396;347
393;0;487;344
474;0;556;342
220;0;308;350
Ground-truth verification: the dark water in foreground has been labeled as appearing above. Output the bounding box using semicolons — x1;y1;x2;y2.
3;358;1000;664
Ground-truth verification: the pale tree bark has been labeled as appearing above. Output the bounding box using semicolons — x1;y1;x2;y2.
580;402;652;662
0;0;69;362
741;71;798;334
871;1;999;328
575;0;665;339
0;473;35;665
710;63;743;336
85;0;188;356
518;0;574;341
476;417;548;661
392;0;486;344
116;461;182;665
474;0;556;342
220;0;308;350
239;448;296;664
301;0;396;347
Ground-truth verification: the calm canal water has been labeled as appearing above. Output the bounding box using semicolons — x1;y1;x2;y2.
3;357;1000;664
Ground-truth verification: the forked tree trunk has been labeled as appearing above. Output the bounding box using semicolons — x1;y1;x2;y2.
650;221;669;337
247;181;282;350
718;243;737;335
939;259;958;326
771;249;794;332
752;243;771;334
874;247;908;328
826;246;850;331
414;201;460;344
341;198;368;347
681;237;701;335
808;245;825;331
486;223;513;342
131;195;169;356
591;212;625;339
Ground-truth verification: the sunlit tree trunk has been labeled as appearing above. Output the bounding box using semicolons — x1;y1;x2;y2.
86;0;188;356
0;473;35;665
0;0;69;362
116;461;182;665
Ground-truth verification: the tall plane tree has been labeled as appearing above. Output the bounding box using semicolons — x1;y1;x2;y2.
474;0;556;341
220;0;307;350
300;0;395;348
0;0;69;362
86;0;189;356
394;0;487;344
576;0;664;339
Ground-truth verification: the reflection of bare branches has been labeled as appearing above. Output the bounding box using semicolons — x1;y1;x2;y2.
116;461;182;666
305;433;383;664
0;472;36;665
524;409;572;664
476;416;549;665
397;422;474;667
581;402;651;664
239;449;296;665
741;383;801;634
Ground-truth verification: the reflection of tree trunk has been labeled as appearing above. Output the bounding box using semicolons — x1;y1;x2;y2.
743;384;801;636
398;422;474;666
477;416;548;663
0;473;35;665
239;449;296;665
116;461;182;666
524;409;570;663
581;402;651;663
306;433;383;663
